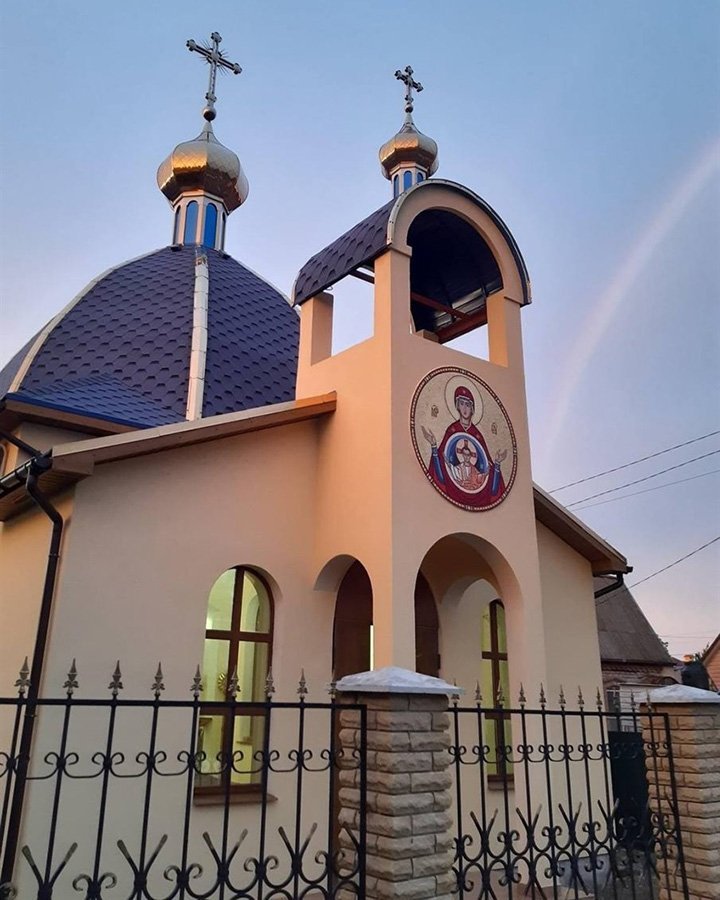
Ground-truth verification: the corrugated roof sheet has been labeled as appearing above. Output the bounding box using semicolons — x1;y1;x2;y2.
595;581;674;664
0;245;298;428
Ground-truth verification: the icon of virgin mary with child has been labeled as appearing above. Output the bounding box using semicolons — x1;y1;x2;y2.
421;384;507;508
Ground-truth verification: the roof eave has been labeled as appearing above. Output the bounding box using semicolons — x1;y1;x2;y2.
51;393;337;469
1;396;139;437
533;483;629;575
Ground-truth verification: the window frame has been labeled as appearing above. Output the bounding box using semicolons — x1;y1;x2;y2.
197;566;274;797
482;599;513;786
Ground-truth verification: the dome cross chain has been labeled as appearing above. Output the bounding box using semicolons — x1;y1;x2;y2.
395;65;423;116
186;31;242;122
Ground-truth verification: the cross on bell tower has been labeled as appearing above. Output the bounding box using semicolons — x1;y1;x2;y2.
395;65;423;118
186;31;242;122
380;66;438;196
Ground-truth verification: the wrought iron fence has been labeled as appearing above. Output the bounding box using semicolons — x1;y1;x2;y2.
448;687;689;900
0;663;367;900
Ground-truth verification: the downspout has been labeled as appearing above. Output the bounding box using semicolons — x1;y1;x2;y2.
594;570;631;600
0;455;63;890
0;428;41;459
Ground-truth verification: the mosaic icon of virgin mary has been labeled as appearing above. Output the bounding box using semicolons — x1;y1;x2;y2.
410;368;517;511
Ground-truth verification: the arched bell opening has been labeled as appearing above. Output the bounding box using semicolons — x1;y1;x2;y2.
407;209;502;344
331;561;439;679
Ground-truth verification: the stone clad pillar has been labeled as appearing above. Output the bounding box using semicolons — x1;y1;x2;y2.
336;667;458;900
644;685;720;900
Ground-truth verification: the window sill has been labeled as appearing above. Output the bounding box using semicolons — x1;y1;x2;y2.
193;791;278;807
487;778;514;792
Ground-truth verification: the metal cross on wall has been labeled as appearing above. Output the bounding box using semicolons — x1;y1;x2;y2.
395;65;423;115
186;31;242;122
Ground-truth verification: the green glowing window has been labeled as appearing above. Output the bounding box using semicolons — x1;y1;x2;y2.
481;600;513;784
198;567;273;792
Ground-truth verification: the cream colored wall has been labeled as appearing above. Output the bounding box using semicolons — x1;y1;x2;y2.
0;493;75;698
296;184;550;691
535;521;604;701
41;420;328;697
11;419;343;897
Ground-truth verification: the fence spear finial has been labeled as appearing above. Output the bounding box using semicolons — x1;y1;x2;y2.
496;683;505;708
297;669;308;700
265;668;275;700
539;683;547;709
64;659;79;696
152;663;165;699
191;665;203;700
227;667;239;699
596;687;603;711
475;681;482;705
451;678;460;705
630;689;637;713
328;672;338;701
15;657;30;696
109;661;123;697
518;683;527;708
558;685;566;709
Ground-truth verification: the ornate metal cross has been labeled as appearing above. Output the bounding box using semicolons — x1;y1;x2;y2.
186;31;242;121
395;65;423;115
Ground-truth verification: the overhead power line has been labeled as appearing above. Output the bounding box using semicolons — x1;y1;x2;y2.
566;450;720;507
573;468;720;511
550;430;720;492
628;537;720;589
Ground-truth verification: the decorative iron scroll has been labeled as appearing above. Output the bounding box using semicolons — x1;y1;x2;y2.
0;662;367;899
447;686;689;900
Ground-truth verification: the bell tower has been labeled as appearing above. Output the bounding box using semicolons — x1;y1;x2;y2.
292;72;547;689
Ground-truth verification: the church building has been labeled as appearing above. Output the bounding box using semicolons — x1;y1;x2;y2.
0;38;630;892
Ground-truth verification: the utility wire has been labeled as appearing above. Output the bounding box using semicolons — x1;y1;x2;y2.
573;468;720;511
566;450;720;506
550;430;720;492
628;537;720;589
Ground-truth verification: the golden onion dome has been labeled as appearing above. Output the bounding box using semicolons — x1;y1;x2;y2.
379;116;439;180
156;121;249;211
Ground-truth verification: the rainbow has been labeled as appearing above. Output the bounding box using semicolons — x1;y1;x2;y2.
540;137;720;473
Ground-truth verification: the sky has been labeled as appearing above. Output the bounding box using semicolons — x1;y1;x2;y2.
1;1;718;659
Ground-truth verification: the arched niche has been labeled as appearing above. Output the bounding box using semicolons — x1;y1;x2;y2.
418;532;521;688
332;561;439;679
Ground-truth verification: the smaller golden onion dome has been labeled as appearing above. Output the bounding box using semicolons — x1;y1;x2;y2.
379;116;439;181
156;121;249;211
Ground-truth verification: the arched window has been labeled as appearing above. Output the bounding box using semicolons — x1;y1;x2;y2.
173;206;181;243
417;171;425;184
183;201;199;244
221;211;227;249
403;170;413;191
199;567;273;791
393;174;400;198
481;599;513;784
203;203;218;248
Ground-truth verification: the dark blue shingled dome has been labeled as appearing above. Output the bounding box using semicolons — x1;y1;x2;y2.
0;245;299;428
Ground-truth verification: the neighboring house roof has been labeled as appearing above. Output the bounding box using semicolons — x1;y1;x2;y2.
703;632;720;689
292;180;531;306
595;579;674;665
0;246;298;428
